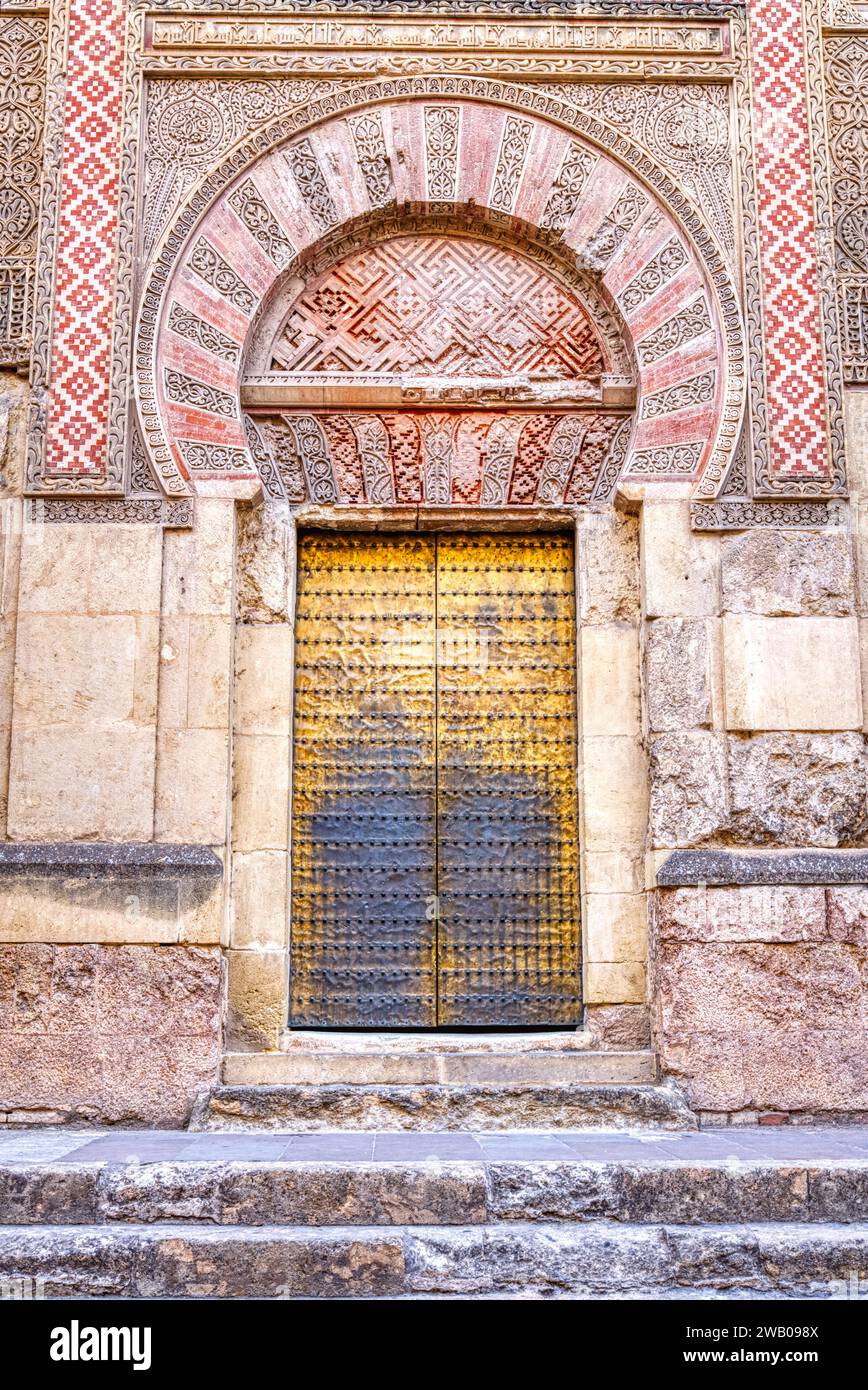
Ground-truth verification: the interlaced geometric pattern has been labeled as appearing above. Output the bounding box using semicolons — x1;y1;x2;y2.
273;235;606;379
45;0;126;475
747;0;830;481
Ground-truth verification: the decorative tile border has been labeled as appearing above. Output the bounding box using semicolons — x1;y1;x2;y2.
43;0;127;480
746;0;832;488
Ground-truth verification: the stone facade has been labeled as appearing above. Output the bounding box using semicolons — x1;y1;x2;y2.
0;0;866;1125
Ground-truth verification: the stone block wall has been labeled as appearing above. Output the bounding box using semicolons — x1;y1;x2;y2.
0;400;229;1124
647;388;868;1120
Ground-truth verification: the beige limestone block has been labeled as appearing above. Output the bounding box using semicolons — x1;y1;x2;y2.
723;614;862;731
585;960;645;1005
844;388;868;499
155;728;229;844
156;615;190;732
641;497;718;619
581;736;648;853
17;524;162;616
8;725;156;840
0;876;182;943
576;510;640;625
232;733;290;852
159;616;232;733
0;498;23;617
230;850;288;949
13;614;159;728
579;624;640;737
227;948;287;1050
162;498;235;618
234;624;293;736
584;893;648;963
728;731;868;846
581;850;644;895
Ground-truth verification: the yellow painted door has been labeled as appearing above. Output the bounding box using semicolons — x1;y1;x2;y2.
290;531;580;1028
436;535;581;1025
290;532;439;1026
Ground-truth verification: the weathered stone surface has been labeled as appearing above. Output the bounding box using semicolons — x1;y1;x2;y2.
234;624;293;737
194;1081;697;1132
641;497;718;620
486;1162;819;1225
218;1162;488;1227
3;1219;865;1298
577;510;639;625
654;871;868;1116
657;942;864;1034
139;1226;407;1298
0;1226;137;1297
236;501;292;624
655;886;828;942
0;1164;99;1224
665;1223;868;1293
580;625;640;736
0;945;222;1126
649;733;728;848
585;960;645;1004
584;1004;651;1050
727;733;868;846
645;619;712;732
721;530;855;616
826;887;868;944
581;735;648;852
226;949;285;1052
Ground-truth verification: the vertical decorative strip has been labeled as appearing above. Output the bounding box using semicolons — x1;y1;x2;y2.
44;0;127;477
747;0;831;484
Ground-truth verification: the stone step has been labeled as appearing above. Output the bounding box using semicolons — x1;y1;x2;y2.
193;1080;694;1131
223;1049;656;1086
2;1220;866;1298
3;1154;867;1228
278;1030;600;1055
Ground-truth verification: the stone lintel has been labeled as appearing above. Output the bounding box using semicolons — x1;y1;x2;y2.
658;849;868;887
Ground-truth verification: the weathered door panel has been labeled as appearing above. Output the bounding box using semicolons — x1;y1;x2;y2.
290;533;438;1027
435;534;581;1026
290;530;581;1028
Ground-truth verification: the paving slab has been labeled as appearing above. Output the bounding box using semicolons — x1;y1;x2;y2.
1;1126;868;1164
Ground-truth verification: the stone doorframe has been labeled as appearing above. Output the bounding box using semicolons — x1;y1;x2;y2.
227;500;648;1053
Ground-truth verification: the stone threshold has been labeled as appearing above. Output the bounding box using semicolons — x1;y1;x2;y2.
659;848;868;887
278;1029;598;1054
221;1048;656;1086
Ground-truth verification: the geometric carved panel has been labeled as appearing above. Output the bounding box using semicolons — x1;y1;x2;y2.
271;235;609;380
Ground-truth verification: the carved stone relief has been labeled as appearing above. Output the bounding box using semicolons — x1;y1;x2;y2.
0;13;48;367
824;31;868;383
143;78;338;256
543;82;734;255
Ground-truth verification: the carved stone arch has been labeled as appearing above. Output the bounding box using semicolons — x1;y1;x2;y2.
134;79;746;502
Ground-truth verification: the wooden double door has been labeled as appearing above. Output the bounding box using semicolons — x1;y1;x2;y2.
290;531;581;1028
